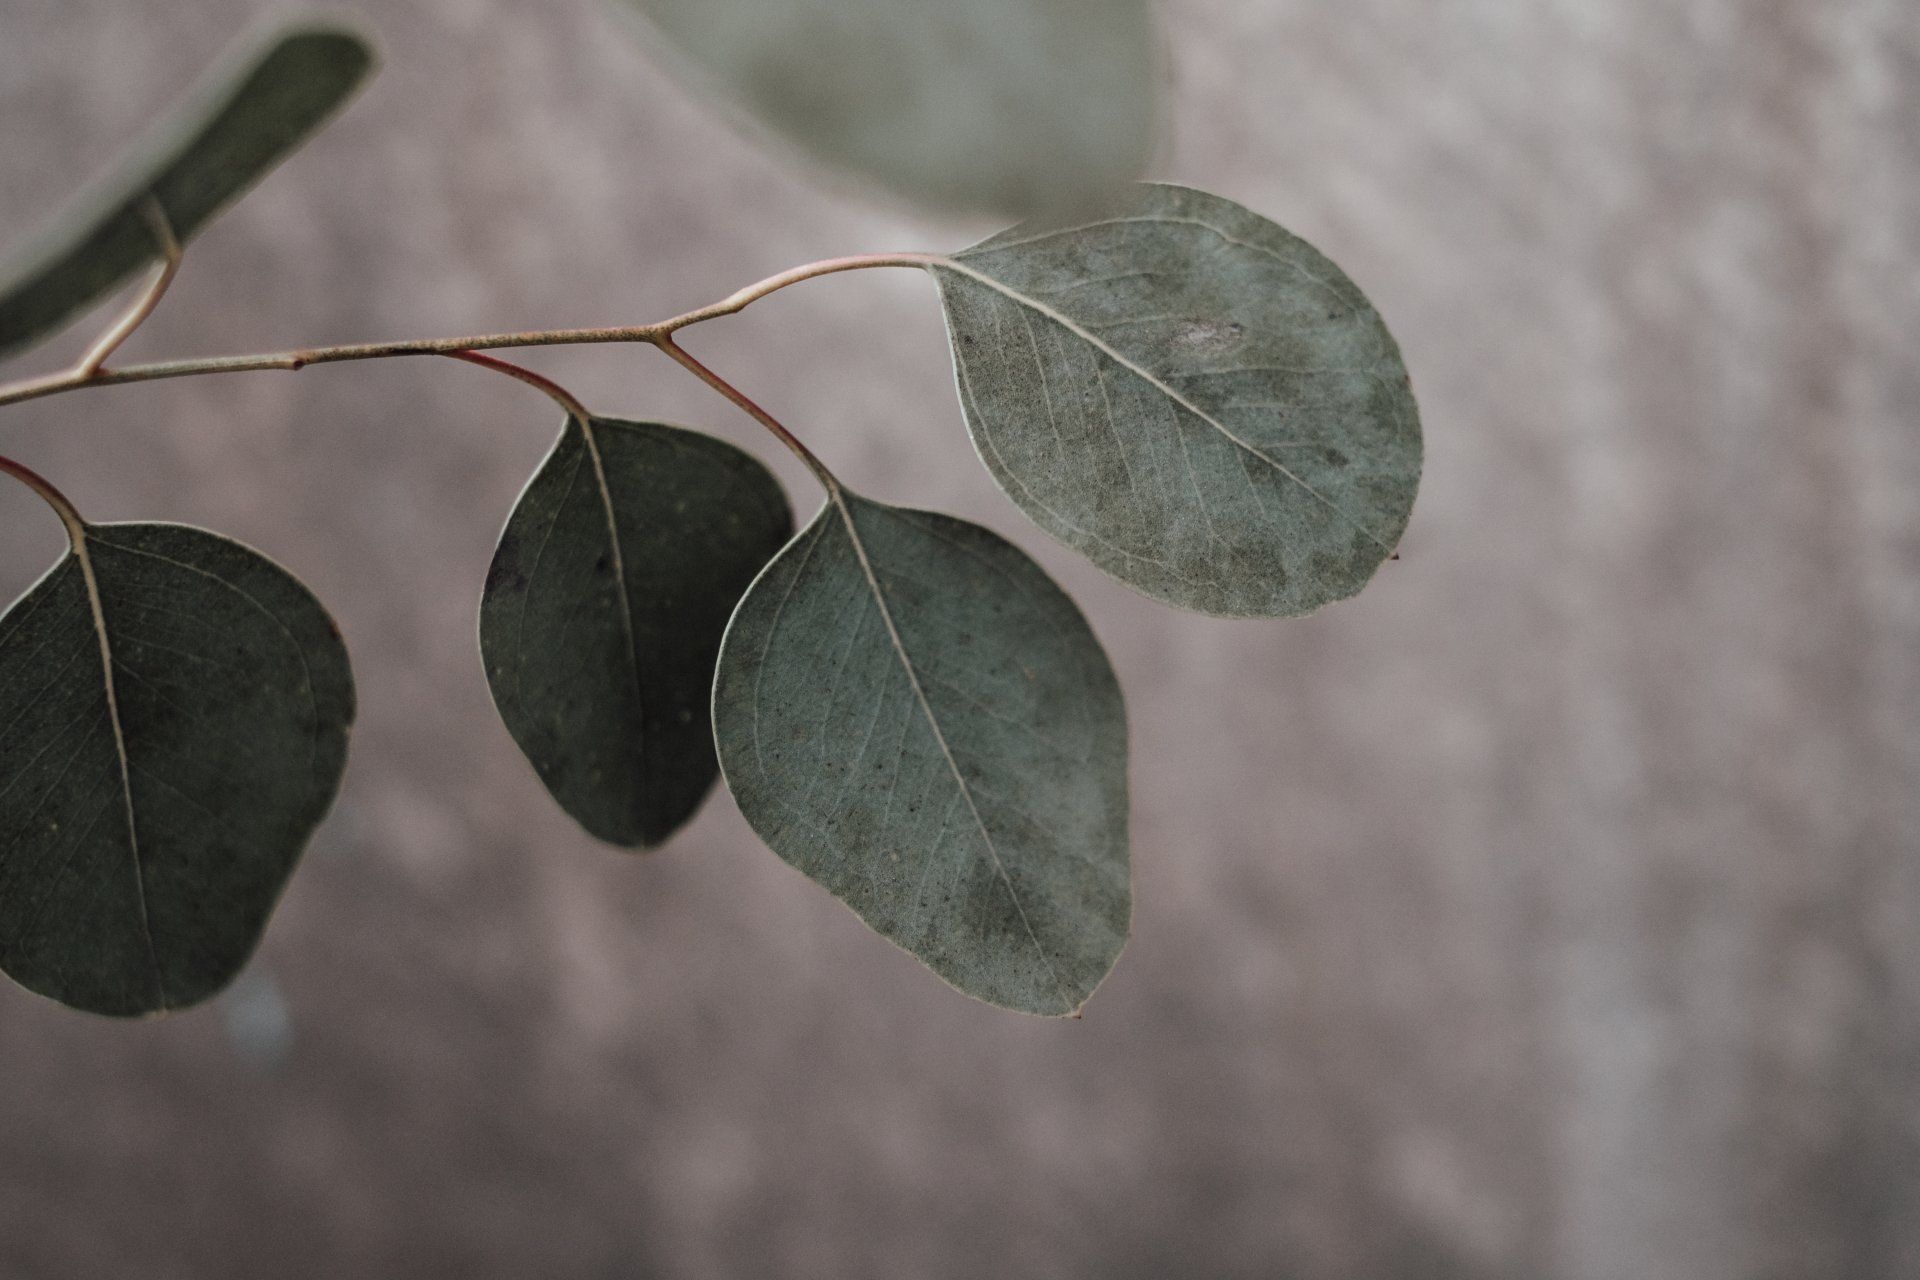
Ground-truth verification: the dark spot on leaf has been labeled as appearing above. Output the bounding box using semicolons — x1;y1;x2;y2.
486;546;527;595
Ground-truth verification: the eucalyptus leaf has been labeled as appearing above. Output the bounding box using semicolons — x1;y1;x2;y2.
930;183;1422;618
482;416;792;847
0;23;376;361
613;0;1159;217
0;522;355;1017
714;491;1128;1016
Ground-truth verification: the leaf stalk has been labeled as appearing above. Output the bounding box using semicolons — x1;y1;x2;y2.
0;452;88;545
650;336;839;492
438;350;592;423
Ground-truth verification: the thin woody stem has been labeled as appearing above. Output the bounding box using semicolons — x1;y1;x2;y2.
0;252;940;412
650;335;838;492
74;198;183;378
658;254;938;332
439;350;592;422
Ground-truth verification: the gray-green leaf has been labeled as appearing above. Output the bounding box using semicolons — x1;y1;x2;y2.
482;416;792;848
0;523;355;1017
931;183;1423;617
612;0;1160;217
0;23;377;361
714;491;1129;1016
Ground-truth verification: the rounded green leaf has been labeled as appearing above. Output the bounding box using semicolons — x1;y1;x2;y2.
612;0;1161;217
714;491;1129;1016
481;416;792;848
0;23;377;361
0;523;355;1017
931;183;1423;618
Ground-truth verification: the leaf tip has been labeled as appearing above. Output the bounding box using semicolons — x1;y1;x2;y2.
270;18;383;88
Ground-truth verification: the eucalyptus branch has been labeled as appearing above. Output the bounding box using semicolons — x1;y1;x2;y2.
0;21;1422;1023
0;253;937;412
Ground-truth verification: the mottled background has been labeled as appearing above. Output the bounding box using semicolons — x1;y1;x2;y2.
1;1;1915;1276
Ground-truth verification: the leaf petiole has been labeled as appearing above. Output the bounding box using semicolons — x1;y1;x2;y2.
648;336;840;493
438;350;593;424
0;452;87;546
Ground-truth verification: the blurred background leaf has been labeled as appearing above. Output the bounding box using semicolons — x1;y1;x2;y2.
0;22;375;362
612;0;1161;218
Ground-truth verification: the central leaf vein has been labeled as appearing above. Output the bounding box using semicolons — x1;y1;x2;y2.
73;533;164;1009
830;496;1073;1010
90;535;325;765
577;419;644;725
935;258;1397;553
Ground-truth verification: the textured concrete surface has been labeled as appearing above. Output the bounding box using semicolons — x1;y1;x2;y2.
0;1;1915;1276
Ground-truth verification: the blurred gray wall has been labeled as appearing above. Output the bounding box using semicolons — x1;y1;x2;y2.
0;0;1915;1276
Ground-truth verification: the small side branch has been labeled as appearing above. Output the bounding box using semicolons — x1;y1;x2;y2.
75;198;184;379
